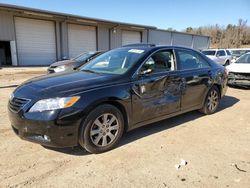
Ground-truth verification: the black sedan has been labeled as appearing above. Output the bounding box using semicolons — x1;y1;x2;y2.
47;51;104;73
8;44;228;153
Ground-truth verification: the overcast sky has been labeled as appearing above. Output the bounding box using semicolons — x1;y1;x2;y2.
1;0;250;31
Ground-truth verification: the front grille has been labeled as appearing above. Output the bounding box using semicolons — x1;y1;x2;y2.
228;72;250;79
9;97;30;113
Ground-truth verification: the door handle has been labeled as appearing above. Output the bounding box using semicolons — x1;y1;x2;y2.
208;70;212;76
193;75;199;80
139;85;146;94
179;78;186;90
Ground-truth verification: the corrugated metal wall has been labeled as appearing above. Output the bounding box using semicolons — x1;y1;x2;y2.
15;17;57;65
97;24;110;51
121;30;141;45
110;27;147;49
193;35;209;50
172;33;193;47
0;9;210;66
0;12;15;41
68;24;97;58
148;29;209;50
148;29;172;45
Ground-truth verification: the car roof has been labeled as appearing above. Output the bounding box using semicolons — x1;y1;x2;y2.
121;44;200;51
202;49;227;51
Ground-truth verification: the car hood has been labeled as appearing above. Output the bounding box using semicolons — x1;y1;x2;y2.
50;60;76;67
15;71;124;99
226;63;250;73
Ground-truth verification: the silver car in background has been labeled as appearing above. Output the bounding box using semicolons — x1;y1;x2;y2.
202;49;232;66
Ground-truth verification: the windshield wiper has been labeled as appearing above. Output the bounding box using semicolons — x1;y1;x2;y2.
81;69;98;74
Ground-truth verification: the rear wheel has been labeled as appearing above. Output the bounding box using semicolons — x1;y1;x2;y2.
79;104;124;154
200;86;220;115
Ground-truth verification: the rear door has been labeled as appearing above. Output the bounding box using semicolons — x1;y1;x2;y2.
132;49;182;124
175;48;212;110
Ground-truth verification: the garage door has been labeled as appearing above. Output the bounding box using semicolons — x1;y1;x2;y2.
122;30;141;45
68;24;96;58
15;17;56;66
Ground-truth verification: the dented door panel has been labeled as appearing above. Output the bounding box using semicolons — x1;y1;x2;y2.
180;68;211;110
132;71;182;124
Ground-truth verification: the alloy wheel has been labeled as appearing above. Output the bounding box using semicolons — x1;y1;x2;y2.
207;90;219;111
90;113;119;147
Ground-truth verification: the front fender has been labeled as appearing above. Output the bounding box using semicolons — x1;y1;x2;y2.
57;83;132;129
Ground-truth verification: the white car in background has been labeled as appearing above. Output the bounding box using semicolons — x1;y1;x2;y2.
202;49;232;66
226;52;250;88
228;48;250;63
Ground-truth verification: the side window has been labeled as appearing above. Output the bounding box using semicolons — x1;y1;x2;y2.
141;50;175;74
176;49;210;70
217;50;226;56
226;50;231;56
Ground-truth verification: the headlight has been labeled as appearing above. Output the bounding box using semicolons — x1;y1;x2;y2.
54;65;66;73
9;93;14;101
29;96;80;112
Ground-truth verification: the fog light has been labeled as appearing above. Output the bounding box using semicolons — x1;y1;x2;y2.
44;135;51;142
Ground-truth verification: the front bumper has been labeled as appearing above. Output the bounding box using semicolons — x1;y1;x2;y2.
228;72;250;88
8;107;80;148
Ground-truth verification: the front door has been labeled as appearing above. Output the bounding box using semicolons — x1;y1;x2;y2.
215;50;226;65
132;49;182;124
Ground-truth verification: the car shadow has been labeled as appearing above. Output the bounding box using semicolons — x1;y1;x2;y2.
44;95;239;156
0;84;19;89
120;95;239;147
42;145;90;156
228;85;250;90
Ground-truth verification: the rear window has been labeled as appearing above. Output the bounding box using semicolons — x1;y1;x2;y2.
202;50;216;56
231;50;249;57
73;52;95;61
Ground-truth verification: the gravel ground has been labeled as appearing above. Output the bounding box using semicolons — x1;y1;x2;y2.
0;68;249;188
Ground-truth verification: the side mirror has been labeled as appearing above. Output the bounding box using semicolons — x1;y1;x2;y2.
62;56;69;60
216;53;220;57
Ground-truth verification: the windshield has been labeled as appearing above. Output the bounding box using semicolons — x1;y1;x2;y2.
230;50;249;57
81;48;146;75
202;50;216;56
235;53;250;64
73;52;95;62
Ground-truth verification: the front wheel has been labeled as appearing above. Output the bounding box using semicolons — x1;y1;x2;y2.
79;104;124;154
200;86;220;115
225;60;230;66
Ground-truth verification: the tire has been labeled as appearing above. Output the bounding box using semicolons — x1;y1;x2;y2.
225;60;230;66
199;86;220;115
79;104;124;154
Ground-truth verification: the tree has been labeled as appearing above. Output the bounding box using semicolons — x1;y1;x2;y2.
185;27;193;33
183;19;250;48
